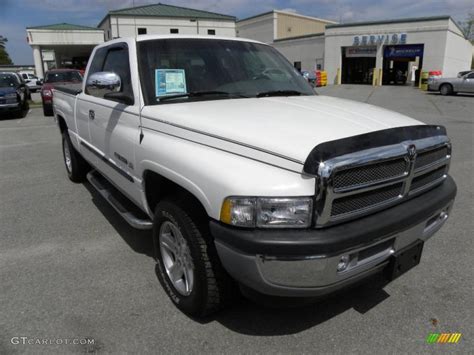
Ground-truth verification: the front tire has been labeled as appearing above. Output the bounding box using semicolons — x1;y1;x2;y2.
440;84;453;96
153;198;236;317
62;132;89;182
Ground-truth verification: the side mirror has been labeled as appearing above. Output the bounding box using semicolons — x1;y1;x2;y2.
86;71;121;97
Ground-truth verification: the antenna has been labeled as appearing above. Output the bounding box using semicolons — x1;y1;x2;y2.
132;0;145;143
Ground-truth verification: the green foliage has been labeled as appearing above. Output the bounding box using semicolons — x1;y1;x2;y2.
460;13;473;42
0;35;13;65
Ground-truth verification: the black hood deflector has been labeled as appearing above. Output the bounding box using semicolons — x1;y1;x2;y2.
303;125;447;175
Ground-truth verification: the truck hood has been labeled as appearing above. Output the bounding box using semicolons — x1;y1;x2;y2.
142;95;422;165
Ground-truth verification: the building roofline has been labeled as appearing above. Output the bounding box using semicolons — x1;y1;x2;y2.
237;11;274;23
274;10;337;24
98;2;235;28
26;23;102;31
237;10;337;24
326;15;468;39
273;32;325;42
326;15;451;29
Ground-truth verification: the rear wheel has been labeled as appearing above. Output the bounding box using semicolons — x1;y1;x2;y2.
440;84;453;96
62;132;89;182
153;198;237;317
43;104;53;116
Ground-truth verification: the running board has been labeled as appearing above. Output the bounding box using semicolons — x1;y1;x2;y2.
87;171;153;230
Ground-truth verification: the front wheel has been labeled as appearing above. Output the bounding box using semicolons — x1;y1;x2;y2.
153;198;237;317
440;84;453;96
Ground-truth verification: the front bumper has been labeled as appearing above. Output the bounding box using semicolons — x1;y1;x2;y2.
0;102;21;112
212;176;456;297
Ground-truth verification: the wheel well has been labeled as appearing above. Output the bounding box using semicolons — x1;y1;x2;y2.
440;83;453;90
57;115;68;134
144;170;208;219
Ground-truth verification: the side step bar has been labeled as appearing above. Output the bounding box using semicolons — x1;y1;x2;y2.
87;171;153;230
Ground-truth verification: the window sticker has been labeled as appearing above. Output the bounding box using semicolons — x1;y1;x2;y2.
155;69;187;97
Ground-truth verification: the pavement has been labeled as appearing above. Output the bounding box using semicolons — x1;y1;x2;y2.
0;85;472;354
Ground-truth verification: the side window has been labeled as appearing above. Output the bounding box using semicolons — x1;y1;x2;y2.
467;73;474;79
102;47;133;99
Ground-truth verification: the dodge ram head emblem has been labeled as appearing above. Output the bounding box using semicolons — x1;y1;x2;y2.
407;144;417;159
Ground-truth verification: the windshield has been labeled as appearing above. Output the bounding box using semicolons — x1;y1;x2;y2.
45;71;82;83
0;74;19;87
138;38;315;105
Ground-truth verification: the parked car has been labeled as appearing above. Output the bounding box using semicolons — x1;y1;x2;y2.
18;71;42;92
301;70;317;87
41;69;82;116
53;36;456;317
0;72;29;118
428;71;474;95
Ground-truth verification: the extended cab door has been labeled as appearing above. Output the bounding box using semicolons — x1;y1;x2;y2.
76;42;143;206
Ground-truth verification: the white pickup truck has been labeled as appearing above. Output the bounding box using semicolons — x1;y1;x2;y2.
53;35;457;317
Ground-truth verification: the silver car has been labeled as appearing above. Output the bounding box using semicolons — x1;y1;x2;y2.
428;70;474;95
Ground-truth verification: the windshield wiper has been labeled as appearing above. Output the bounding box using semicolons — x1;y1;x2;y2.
256;90;304;98
157;90;248;102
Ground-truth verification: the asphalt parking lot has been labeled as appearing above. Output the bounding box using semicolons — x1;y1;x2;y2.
1;85;472;354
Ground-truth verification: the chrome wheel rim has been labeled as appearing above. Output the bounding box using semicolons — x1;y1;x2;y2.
63;142;72;173
159;221;194;296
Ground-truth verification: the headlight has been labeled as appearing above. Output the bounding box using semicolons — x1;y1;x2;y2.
220;197;313;228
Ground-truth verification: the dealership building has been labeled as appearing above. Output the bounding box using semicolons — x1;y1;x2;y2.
239;14;473;85
26;3;472;85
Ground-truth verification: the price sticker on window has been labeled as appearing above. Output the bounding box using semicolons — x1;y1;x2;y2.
155;69;187;97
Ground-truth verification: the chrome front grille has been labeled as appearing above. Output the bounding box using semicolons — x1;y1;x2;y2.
333;158;407;191
331;183;404;217
315;135;451;227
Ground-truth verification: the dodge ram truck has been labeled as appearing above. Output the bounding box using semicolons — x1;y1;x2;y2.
53;35;457;317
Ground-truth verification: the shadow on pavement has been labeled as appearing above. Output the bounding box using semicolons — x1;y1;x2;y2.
83;181;154;258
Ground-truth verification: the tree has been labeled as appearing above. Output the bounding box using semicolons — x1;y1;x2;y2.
0;35;13;65
460;13;473;43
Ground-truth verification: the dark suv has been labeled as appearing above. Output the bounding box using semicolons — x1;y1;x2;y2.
0;72;29;118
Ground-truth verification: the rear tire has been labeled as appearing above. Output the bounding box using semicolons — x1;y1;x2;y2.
153;197;237;317
62;132;89;182
440;84;453;96
43;104;53;116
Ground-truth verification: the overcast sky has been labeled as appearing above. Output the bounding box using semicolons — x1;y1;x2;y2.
0;0;472;64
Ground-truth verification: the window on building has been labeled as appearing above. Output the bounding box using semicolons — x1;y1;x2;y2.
207;29;216;35
294;62;302;72
170;28;179;34
138;28;147;35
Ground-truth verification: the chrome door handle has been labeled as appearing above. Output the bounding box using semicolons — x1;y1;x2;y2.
89;110;95;120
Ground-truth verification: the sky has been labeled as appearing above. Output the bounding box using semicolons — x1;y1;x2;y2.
0;0;473;65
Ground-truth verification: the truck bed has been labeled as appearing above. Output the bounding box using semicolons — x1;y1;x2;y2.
54;83;83;96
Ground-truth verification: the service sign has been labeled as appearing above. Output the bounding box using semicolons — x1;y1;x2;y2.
353;33;407;46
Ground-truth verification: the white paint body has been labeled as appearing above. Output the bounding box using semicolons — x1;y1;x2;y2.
53;35;422;221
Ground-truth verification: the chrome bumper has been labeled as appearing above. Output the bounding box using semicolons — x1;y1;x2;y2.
215;200;453;297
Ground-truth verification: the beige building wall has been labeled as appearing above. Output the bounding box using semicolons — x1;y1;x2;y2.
276;12;333;40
